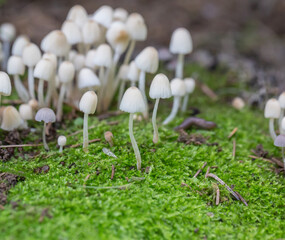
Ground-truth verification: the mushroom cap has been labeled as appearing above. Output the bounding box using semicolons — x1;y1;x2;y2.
42;53;57;69
82;20;101;45
274;134;285;147
73;54;85;71
118;64;129;80
29;99;39;110
66;5;88;28
79;91;98;114
61;20;82;45
169;28;193;55
0;23;16;42
78;68;101;90
120;87;146;113
7;56;25;75
127;61;140;82
41;30;70;57
104;131;113;140
19;104;33;120
58;135;67;146
85;49;97;69
1;106;23;131
93;5;113;28
113;8;128;22
34;58;54;81
149;73;172;99
135;46;159;73
22;43;42;67
58;61;75;84
278;92;285;109
264;98;280;119
106;21;130;54
69;50;77;62
35;108;56;123
94;44;112;68
126;13;147;41
184;78;195;93
12;35;30;56
170;78;186;97
0;71;12;96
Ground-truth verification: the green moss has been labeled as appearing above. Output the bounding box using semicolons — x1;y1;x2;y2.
0;65;284;240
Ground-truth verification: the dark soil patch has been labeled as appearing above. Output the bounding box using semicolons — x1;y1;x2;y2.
177;129;218;146
34;165;50;174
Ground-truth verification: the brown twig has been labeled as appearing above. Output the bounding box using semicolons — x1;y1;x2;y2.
196;80;218;100
235;191;248;206
111;165;115;180
228;127;238;139
83;174;90;187
2;99;23;105
249;155;284;168
216;185;220;206
193;162;207;178
232;139;236;158
181;182;203;196
97;111;122;121
69;139;101;148
205;167;210;178
0;143;43;148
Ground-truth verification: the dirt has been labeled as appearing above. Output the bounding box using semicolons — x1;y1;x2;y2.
34;165;50;174
0;131;23;162
252;144;269;158
177;129;218;146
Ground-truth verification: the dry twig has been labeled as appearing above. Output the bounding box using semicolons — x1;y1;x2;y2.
216;185;220;205
0;143;43;148
193;162;207;178
249;155;284;168
69;139;100;148
228;127;238;139
232;139;236;158
111;165;115;180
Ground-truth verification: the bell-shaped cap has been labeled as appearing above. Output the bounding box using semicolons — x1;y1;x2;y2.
118;64;129;80
0;71;12;96
94;44;112;68
35;107;56;123
22;43;42;67
127;61;140;82
73;54;85;71
79;91;98;114
149;73;172;99
42;53;57;70
58;135;67;146
77;68;101;90
85;50;97;69
66;5;88;28
278;92;285;109
184;78;195;93
12;35;30;56
61;20;82;45
264;98;280;119
7;56;25;75
113;8;128;22
19;104;33;120
93;5;113;28
1;106;22;131
170;78;186;97
135;46;158;73
82;20;101;45
58;61;75;84
274;134;285;147
34;58;54;81
126;13;147;41
120;87;146;113
0;23;16;42
169;28;193;55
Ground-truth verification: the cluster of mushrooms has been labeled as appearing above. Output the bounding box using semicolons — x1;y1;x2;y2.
0;5;196;170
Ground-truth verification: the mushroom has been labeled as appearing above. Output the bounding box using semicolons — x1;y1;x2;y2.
1;106;23;131
181;78;195;112
163;78;186;125
278;92;285;134
93;44;112;83
274;134;285;174
56;61;75;122
22;43;42;99
0;71;12;106
149;74;172;143
232;97;245;110
79;91;98;152
169;28;193;78
104;131;114;147
66;5;88;29
113;8;128;22
93;5;113;30
135;46;159;118
35;108;56;151
77;68;101;92
58;135;67;153
61;20;82;49
7;56;30;102
119;86;146;170
117;64;129;108
264;98;280;140
85;49;97;70
127;61;140;87
19;104;33;128
12;35;30;56
81;20;101;53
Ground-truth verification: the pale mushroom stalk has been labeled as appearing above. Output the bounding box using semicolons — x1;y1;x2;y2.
176;54;184;79
139;71;149;118
181;94;189;112
28;67;36;99
42;122;49;151
83;113;89;152
38;79;45;107
123;39;136;65
13;75;30;102
163;96;181;125
152;98;160;143
279;108;284;134
45;75;55;106
117;80;126;108
1;41;10;71
56;83;66;121
269;118;277;140
129;113;141;170
59;145;63;153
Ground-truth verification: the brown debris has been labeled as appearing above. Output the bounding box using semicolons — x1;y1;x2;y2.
175;117;217;131
39;208;53;222
0;143;43;148
97;111;122;121
193;162;207;178
228;127;238;139
252;144;268;158
111;165;115;180
235;191;248;206
216;185;220;206
34;165;50;174
232;139;236;158
177;130;218;146
196;81;218;101
249;155;284;168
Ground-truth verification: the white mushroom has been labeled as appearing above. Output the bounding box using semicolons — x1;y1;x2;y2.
264;98;280;140
1;106;23;131
0;71;12;106
12;35;30;56
278;92;285;134
58;135;67;153
181;78;195;112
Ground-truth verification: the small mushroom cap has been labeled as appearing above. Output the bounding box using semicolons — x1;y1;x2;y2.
7;56;25;75
58;61;75;84
0;71;12;96
170;78;186;97
19;104;33;120
149;73;172;99
118;64;129;80
93;44;112;68
29;99;39;110
34;58;54;81
43;53;57;69
35;108;56;123
73;54;85;71
274;134;285;147
79;91;98;114
69;50;77;62
0;23;16;42
120;87;146;113
126;13;147;41
113;8;128;22
184;78;195;93
12;35;30;56
264;98;280;119
127;61;140;82
170;28;193;54
82;20;101;45
85;50;97;69
66;5;88;28
1;106;23;131
77;68;101;90
232;97;245;110
93;5;113;28
135;46;159;73
22;43;42;67
58;135;67;146
278;92;285;109
61;20;82;45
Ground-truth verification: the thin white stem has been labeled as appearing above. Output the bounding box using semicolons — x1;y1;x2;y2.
282;147;285;176
13;75;30;102
38;79;45;107
123;40;136;65
269;118;276;140
28;67;36;99
0;94;2;107
279;108;284;134
181;94;189;112
163;96;181;125
83;113;89;152
45;74;55;106
1;41;10;71
131;81;136;87
99;66;105;83
152;98;160;144
175;54;184;79
139;71;149;119
129;113;141;170
59;146;63;153
117;80;126;109
56;84;66;122
43;122;49;151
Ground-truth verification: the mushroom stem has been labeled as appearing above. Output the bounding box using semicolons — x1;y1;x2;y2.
175;54;184;79
42;122;49;151
152;98;160;143
59;145;63;153
83;113;89;152
1;41;10;71
45;74;55;106
163;96;181;125
138;71;149;119
129;113;141;170
181;94;189;112
56;83;66;122
117;80;126;109
99;66;105;83
282;147;285;176
38;79;45;107
123;39;136;65
0;94;2;106
13;75;30;102
28;67;36;99
279;108;284;134
269;118;277;140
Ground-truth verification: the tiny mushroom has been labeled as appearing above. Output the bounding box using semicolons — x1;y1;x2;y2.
104;131;114;147
181;78;195;112
93;5;114;30
77;68;101;92
127;61;140;87
81;20;101;53
117;64;129;108
0;71;12;105
19;103;33;128
149;73;172;143
232;97;245;110
58;135;67;153
66;5;88;29
12;35;30;56
278;92;285;134
1;106;23;131
35;108;56;151
79;91;98;152
264;98;280;140
113;8;128;22
274;134;285;175
120;86;146;170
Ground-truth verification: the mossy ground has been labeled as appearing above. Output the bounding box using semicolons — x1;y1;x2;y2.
0;65;284;240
